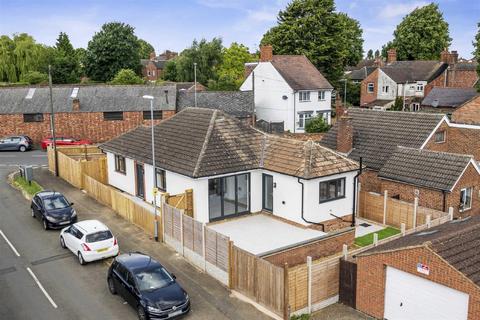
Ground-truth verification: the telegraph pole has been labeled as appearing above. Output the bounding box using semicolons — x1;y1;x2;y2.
48;65;59;176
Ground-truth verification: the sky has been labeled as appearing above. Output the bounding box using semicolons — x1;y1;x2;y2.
0;0;479;59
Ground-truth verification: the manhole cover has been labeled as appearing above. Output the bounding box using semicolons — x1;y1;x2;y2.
359;223;371;227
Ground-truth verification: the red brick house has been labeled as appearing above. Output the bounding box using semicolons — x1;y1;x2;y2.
141;50;178;81
452;95;480;125
356;215;480;319
0;85;177;144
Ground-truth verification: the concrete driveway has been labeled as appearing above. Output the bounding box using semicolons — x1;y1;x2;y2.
312;303;374;320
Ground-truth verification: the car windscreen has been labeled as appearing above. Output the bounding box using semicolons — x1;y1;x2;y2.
43;196;70;210
134;267;174;291
86;230;113;243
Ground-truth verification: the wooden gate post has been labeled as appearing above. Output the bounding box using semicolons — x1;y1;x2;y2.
283;262;289;320
307;256;312;314
228;240;234;289
180;209;185;256
383;190;388;225
413;197;419;229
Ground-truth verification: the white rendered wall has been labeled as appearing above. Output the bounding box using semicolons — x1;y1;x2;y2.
106;152;135;195
377;70;397;101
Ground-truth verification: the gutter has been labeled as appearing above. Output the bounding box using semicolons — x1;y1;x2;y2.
298;177;325;232
351;157;363;227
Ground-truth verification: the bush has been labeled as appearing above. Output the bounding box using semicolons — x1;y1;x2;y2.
305;115;330;133
109;69;144;85
290;314;310;320
390;97;404;111
20;71;48;85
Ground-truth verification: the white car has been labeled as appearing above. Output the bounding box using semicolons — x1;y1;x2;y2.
60;220;119;265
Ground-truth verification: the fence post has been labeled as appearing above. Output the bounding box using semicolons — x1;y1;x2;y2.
426;214;431;228
228;240;234;289
356;182;362;217
401;223;406;236
383;190;388;225
448;207;454;220
180;210;185;256
203;224;207;271
283;263;290;320
342;244;348;260
373;233;379;246
413;197;419;229
161;201;165;243
307;256;312;314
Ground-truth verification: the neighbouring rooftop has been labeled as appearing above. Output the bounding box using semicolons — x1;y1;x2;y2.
422;87;478;108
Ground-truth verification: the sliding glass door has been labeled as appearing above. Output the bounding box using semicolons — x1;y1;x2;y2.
208;173;250;221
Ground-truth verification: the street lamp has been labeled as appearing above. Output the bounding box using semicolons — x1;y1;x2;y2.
143;94;159;242
193;62;197;107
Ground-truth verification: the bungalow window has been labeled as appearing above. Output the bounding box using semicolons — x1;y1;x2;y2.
143;111;163;120
299;91;311;102
23;113;44;122
208;173;250;221
434;130;446;143
103;112;124;121
298;112;313;129
367;83;374;93
155;168;166;191
460;187;472;212
318;91;326;101
114;155;126;174
319;178;345;203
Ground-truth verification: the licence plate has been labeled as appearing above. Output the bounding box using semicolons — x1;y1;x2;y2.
97;248;108;253
59;221;70;225
170;310;182;317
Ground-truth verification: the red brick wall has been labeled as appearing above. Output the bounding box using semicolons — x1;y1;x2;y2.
141;61;162;81
360;69;379;107
380;179;444;211
356;247;480;319
452;96;480;125
263;228;355;267
0;110;176;144
425;69;478;96
359;169;382;193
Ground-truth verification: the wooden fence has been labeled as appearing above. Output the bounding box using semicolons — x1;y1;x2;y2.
165;189;194;217
358;190;448;229
231;245;287;318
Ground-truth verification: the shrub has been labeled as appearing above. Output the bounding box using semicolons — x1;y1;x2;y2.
109;69;144;85
305;115;330;133
20;71;48;85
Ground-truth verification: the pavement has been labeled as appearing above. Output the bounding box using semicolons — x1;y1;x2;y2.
0;150;272;320
312;303;374;320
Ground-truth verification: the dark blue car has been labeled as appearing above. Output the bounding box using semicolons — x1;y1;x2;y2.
107;252;190;320
31;191;77;230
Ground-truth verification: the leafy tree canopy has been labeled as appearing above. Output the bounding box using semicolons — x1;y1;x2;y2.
305;115;330;133
162;59;178;81
209;42;253;90
138;39;155;59
473;22;480;91
260;0;363;84
367;49;373;59
20;70;48;84
85;22;141;82
51;32;80;84
384;3;451;60
110;68;144;85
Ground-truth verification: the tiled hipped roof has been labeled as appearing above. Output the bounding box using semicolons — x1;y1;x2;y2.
379;147;474;191
359;215;480;287
320;109;445;171
100;108;358;178
422;87;478;108
176;91;254;118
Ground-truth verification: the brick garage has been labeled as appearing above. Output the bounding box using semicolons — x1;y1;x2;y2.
356;216;480;319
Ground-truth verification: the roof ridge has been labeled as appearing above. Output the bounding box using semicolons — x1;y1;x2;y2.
192;110;217;177
397;146;474;159
305;140;314;178
259;135;267;168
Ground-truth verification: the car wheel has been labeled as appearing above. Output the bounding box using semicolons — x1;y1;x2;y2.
60;236;66;249
42;219;49;230
31;209;35;218
78;252;86;265
107;278;117;295
19;145;26;152
137;306;147;320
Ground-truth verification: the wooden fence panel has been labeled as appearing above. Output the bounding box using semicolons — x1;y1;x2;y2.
163;205;173;238
193;221;203;256
166;189;194;217
183;215;194;251
173;210;182;242
82;157;108;184
83;174;112;207
311;259;340;305
232;246;256;296
216;233;229;272
57;152;83;188
288;264;308;312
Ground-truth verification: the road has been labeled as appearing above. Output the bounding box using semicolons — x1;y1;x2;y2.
0;151;272;320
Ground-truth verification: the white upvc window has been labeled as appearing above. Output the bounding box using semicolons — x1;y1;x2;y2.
434;130;446;143
460;187;473;212
382;85;389;93
318;90;326;101
367;83;374;93
416;83;424;92
299;91;311;102
298;112;313;129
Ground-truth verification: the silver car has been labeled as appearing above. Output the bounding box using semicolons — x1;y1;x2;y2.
0;135;33;152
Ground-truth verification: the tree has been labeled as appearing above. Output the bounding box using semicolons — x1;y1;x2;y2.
110;68;144;84
0;35;17;82
261;0;363;84
138;39;155;59
209;42;253;90
50;32;80;83
162;59;177;81
75;48;87;76
385;3;451;60
367;49;373;60
374;49;380;58
175;38;223;85
473;22;480;91
85;22;141;82
339;79;360;106
20;70;48;84
305;115;330;133
390;97;404;111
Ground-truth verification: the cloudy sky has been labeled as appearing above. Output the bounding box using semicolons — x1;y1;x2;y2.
1;0;478;58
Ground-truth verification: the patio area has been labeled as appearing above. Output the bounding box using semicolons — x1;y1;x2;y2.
355;218;384;237
207;213;326;255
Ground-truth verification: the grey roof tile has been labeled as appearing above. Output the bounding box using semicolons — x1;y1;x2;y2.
422;87;478;108
381;61;448;83
177;91;254;117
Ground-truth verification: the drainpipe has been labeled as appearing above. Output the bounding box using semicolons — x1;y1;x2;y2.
442;190;447;212
298;178;325;232
293;91;297;133
351;157;363;227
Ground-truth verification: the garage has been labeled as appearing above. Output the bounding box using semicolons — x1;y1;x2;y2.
384;267;469;320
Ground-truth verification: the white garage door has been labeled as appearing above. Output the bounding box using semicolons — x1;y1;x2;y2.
384;267;469;320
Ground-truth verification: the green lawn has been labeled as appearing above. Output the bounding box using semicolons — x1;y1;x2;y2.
13;175;43;196
355;227;400;247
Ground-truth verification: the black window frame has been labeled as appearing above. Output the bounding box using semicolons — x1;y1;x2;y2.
114;155;126;174
208;173;251;222
103;111;124;121
23;113;44;123
155;168;166;191
143;110;163;120
319;177;346;203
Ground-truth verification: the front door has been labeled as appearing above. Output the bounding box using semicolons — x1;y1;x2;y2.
135;163;145;199
262;174;273;211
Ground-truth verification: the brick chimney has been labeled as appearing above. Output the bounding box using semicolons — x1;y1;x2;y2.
337;112;353;154
450;50;458;65
149;52;156;60
335;93;345;118
387;48;397;64
72;98;80;112
440;48;450;63
260;45;273;62
373;57;384;67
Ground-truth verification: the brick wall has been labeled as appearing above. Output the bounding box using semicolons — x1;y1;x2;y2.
262;228;355;267
0;110;175;144
142;61;162;81
359;169;382;193
452;96;480;125
360;69;379;107
425;69;478;96
356;247;480;319
380;179;444;211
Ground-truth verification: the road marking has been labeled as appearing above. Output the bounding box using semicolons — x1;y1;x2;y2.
0;230;20;257
26;267;58;309
32;155;47;158
0;266;17;276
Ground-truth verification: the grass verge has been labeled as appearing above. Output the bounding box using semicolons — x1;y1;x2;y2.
13;175;43;196
355;227;400;247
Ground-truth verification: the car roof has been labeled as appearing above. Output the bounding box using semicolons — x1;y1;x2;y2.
36;190;65;199
116;253;162;271
74;220;109;234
